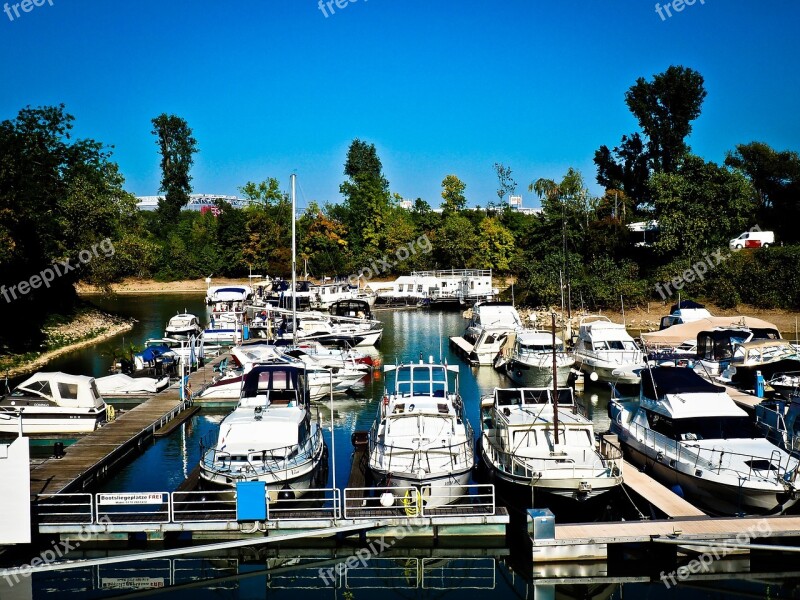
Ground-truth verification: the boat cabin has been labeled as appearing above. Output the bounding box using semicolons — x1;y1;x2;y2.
3;372;104;410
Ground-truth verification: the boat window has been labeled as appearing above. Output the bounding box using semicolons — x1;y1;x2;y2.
565;429;592;447
607;341;625;350
584;341;592;351
673;416;756;440
14;379;52;398
744;459;778;471
593;342;607;351
57;382;79;400
513;430;537;447
554;390;574;406
522;390;548;404
622;341;638;351
497;390;521;406
646;411;676;439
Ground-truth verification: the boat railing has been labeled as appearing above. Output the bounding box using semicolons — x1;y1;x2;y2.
368;421;475;477
578;348;644;365
482;435;621;481
343;483;495;520
626;419;796;486
200;427;324;481
514;349;575;365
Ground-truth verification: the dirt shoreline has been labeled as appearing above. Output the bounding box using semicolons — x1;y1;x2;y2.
1;312;134;378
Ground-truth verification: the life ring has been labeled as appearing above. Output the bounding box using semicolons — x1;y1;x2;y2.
403;489;421;517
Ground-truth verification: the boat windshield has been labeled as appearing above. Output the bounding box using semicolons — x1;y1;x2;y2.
395;365;448;397
648;412;756;440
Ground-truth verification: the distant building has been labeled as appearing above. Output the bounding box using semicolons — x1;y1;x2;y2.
507;195;542;215
628;220;659;247
135;194;249;211
398;199;414;210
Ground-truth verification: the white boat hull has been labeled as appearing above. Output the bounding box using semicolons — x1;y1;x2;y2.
0;409;105;435
506;361;573;388
370;469;473;510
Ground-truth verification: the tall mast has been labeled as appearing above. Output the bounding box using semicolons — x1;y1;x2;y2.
291;173;297;345
552;312;559;445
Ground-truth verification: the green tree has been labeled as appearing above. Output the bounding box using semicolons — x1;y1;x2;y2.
435;213;477;268
339;139;391;255
298;203;349;277
476;217;515;271
440;174;467;212
494;163;517;207
725;142;800;241
151;114;198;225
650;155;756;259
625;65;706;173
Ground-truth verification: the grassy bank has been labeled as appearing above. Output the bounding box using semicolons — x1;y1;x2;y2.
0;309;134;378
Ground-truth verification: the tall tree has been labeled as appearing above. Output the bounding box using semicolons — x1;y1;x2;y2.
624;65;706;173
440;174;467;212
151;114;198;225
339;139;391;256
494;163;517;207
593;133;651;210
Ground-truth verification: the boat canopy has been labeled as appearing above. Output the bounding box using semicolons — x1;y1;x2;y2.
670;300;705;312
12;372;104;409
241;365;304;401
641;367;724;400
641;316;780;346
207;285;252;302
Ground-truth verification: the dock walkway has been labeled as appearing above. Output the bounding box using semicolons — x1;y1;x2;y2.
30;354;227;500
621;459;705;518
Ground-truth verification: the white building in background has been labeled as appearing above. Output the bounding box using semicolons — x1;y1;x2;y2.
136;194;250;212
508;195;542;215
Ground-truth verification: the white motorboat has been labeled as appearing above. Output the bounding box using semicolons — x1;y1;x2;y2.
573;316;645;384
658;300;712;330
609;366;800;515
462;302;522;366
309;282;355;310
278;312;383;348
501;330;574;387
367;360;474;509
95;373;170;397
0;372;107;435
720;339;800;390
205;284;252;306
479;387;623;503
199;364;327;499
164;312;203;339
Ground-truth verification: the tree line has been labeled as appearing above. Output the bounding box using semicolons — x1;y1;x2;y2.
2;65;800;350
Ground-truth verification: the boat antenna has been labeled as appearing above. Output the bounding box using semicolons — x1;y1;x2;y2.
291;173;297;346
552;312;560;445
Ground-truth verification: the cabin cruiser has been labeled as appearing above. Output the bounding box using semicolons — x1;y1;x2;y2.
198;345;337;401
768;372;800;399
95;373;170;398
694;326;781;379
116;344;178;378
658;300;712;331
205;310;244;345
609;366;800;515
199;364;327;499
479;387;623;503
309;282;354;310
500;330;575;387
164;312;203;339
463;302;523;366
277;312;383;347
0;372;107;434
720;339;800;390
573;316;645;384
205;284;252;306
367;360;474;508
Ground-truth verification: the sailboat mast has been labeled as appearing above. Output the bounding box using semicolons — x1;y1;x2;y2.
291;173;297;345
552;312;559;445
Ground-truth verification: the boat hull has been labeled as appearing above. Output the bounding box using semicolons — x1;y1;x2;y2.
368;468;473;510
505;361;573;388
0;409;105;435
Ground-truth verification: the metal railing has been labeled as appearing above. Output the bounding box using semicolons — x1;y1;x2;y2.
200;427;324;483
624;417;797;486
481;435;623;482
37;485;493;527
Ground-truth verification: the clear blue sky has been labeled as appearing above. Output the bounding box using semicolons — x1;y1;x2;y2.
1;0;798;210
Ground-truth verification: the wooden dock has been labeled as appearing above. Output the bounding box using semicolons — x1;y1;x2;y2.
449;336;477;364
29;354;228;500
621;459;705;518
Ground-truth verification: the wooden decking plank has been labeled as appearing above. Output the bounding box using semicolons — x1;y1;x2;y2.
621;459;705;518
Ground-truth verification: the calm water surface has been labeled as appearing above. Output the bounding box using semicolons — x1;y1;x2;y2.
9;294;800;599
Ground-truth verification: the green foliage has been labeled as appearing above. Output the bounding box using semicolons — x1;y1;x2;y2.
477;217;515;270
151;114;198;226
650;155;756;258
494;163;517;206
441;175;467;212
435;213;478;268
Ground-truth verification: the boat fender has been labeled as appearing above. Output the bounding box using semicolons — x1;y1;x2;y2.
670;484;684;498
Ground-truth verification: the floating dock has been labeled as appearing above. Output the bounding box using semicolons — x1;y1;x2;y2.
29;354;228;500
449;337;477;364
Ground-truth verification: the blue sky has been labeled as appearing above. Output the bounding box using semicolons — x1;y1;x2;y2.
1;0;798;210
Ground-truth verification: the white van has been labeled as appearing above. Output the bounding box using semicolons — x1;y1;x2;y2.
729;230;774;250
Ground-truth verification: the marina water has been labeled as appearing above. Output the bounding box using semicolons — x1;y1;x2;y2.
6;294;798;599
